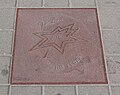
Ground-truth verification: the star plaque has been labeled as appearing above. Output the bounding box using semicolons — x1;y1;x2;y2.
11;8;107;84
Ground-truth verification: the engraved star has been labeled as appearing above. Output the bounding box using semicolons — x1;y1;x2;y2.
29;23;79;55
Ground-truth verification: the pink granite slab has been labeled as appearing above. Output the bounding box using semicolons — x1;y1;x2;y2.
11;8;107;84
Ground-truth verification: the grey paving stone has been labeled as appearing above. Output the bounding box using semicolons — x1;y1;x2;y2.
11;86;42;95
44;0;68;7
0;31;13;54
0;57;10;84
17;0;42;7
0;86;9;95
0;8;15;29
44;86;76;95
98;7;120;29
111;86;120;95
78;86;109;95
0;0;16;8
97;0;120;7
70;0;95;8
106;56;120;84
102;29;120;54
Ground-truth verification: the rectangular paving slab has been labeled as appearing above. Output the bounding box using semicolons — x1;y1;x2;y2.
11;8;107;84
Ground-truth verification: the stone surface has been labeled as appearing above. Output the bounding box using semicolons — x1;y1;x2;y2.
11;86;42;95
106;56;120;84
0;8;15;29
102;29;120;54
99;7;120;29
111;86;120;95
17;0;42;7
0;86;8;95
0;0;16;8
0;31;13;54
70;0;95;7
11;8;107;84
78;86;110;95
97;0;120;7
0;57;10;84
44;86;75;95
44;0;68;7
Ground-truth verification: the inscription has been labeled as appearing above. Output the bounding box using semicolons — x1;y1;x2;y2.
45;56;91;74
51;17;64;24
39;17;64;27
